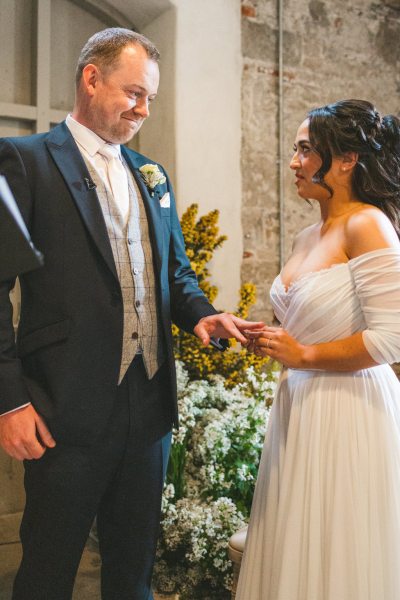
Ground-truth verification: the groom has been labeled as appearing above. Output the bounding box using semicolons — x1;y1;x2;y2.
0;28;261;600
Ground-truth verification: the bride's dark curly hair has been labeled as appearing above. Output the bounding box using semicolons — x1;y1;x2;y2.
307;99;400;238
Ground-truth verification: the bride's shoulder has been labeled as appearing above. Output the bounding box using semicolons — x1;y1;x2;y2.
345;206;400;257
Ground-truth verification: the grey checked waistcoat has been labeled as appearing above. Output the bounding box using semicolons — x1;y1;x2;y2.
83;156;165;383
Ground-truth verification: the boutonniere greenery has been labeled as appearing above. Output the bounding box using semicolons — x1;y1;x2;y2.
139;164;166;196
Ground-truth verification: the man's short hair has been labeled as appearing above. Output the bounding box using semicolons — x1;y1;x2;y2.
75;27;160;86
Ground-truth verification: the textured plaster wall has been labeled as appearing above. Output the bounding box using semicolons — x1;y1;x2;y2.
241;0;400;321
143;1;243;312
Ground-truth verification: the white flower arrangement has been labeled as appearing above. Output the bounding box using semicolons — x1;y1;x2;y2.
153;362;278;599
139;163;166;194
156;491;246;598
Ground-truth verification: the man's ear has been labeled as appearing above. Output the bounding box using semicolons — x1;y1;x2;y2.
341;151;358;172
81;64;100;97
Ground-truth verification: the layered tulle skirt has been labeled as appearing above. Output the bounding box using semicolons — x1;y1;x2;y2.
237;365;400;600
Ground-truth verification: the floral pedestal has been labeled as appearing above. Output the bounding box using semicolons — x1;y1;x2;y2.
227;527;248;599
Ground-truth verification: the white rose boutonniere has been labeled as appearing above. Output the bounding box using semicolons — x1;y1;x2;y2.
139;163;166;196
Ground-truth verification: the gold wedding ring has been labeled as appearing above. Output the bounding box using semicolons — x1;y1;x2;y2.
267;337;272;349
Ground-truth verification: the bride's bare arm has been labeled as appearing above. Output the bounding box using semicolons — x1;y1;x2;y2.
248;328;378;371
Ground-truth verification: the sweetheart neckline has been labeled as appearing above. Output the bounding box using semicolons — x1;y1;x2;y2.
276;246;399;294
275;247;400;295
278;261;350;294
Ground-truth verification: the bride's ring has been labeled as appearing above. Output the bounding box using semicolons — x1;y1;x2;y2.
267;337;272;349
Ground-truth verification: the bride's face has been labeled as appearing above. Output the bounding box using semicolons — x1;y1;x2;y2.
290;119;331;201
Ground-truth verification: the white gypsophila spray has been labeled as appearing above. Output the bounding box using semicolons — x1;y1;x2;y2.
154;361;279;598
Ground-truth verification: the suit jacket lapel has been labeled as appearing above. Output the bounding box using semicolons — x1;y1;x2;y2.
121;147;163;271
45;123;119;283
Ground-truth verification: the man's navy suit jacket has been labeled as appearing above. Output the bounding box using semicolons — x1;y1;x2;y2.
0;122;217;444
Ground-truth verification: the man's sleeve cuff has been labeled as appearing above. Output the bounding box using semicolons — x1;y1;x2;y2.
0;402;31;417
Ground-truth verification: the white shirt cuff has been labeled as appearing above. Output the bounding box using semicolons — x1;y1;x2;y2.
1;403;31;417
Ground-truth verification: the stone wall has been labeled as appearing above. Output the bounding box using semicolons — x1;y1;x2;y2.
241;0;400;321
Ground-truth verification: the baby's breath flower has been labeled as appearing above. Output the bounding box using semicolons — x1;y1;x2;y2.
154;362;278;598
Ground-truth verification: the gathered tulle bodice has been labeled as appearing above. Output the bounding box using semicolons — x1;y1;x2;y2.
270;248;400;365
270;261;363;346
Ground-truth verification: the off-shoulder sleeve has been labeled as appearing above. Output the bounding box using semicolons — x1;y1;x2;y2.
349;248;400;365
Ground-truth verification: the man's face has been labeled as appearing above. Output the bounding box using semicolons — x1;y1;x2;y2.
86;44;159;144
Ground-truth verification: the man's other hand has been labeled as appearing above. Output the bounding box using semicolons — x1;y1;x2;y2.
0;404;56;461
194;313;264;347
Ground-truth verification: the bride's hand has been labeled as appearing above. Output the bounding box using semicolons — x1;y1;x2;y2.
244;326;307;368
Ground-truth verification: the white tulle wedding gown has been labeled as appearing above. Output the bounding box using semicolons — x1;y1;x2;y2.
237;248;400;600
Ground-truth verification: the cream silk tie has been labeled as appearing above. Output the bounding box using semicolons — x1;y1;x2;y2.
97;144;130;225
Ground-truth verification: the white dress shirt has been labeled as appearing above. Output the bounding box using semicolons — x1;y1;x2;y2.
66;114;130;224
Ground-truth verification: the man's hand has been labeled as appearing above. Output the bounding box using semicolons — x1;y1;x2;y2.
0;404;56;461
194;313;264;347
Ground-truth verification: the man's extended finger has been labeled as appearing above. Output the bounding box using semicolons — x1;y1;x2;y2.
232;316;265;330
220;318;249;345
193;322;211;345
35;414;56;449
243;330;264;339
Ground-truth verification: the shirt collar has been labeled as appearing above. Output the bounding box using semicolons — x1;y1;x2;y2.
66;114;121;158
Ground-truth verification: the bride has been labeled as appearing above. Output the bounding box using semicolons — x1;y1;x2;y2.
237;99;400;600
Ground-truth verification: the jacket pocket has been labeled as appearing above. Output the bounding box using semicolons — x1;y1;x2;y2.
17;318;71;357
23;375;55;420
